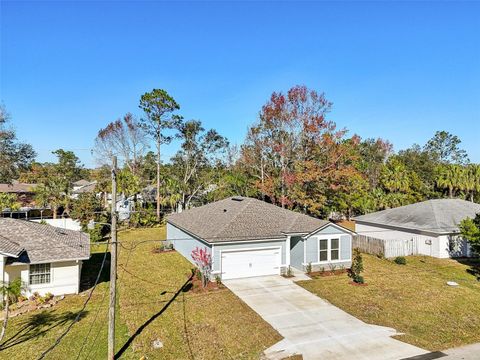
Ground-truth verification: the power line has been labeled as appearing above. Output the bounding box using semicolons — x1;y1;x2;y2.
37;242;110;360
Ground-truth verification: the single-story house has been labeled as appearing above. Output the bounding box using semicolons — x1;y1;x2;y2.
167;196;354;280
0;218;90;296
354;199;480;258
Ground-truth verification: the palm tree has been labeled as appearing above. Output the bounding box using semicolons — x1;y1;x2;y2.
436;165;455;198
35;181;65;219
0;278;25;342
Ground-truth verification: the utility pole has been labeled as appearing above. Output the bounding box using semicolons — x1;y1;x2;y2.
108;156;117;360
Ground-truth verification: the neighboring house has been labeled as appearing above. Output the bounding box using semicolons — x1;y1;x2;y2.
354;199;480;258
71;180;97;199
0;181;51;219
0;218;90;296
167;196;354;280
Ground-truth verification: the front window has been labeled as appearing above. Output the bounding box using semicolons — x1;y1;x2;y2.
319;239;328;261
331;238;339;260
318;238;341;262
30;263;51;285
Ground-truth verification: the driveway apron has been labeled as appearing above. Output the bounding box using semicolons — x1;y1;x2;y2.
224;276;428;360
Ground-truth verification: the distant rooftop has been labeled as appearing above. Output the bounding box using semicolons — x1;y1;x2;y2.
354;199;480;234
0;181;37;193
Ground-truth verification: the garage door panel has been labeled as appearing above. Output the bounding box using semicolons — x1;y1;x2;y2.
221;248;280;280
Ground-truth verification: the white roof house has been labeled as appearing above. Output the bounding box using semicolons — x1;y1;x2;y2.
0;218;90;296
354;199;480;258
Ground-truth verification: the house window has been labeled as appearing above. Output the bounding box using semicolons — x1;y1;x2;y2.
30;263;51;285
318;238;341;262
331;238;339;260
319;239;328;261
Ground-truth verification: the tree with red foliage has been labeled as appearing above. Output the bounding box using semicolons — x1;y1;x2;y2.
191;247;212;288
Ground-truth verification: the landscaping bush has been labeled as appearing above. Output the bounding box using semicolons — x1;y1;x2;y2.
285;266;293;277
306;262;312;274
348;248;365;284
394;256;407;265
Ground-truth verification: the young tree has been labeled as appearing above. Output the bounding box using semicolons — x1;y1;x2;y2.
0;106;36;183
139;89;182;220
348;248;365;284
191;247;212;288
424;131;469;164
94;113;149;175
0;278;25;342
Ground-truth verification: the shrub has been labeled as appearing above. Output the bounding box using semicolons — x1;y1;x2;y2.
306;262;312;274
329;263;337;272
152;243;165;253
44;292;54;301
348;248;365;284
286;266;293;277
215;275;222;285
394;256;407;265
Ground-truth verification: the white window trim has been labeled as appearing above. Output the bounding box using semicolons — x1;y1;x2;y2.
29;263;52;285
317;236;343;264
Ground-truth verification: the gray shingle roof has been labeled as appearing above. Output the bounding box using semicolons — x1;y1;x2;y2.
354;199;480;234
72;181;97;194
0;182;37;193
0;218;90;263
167;196;329;243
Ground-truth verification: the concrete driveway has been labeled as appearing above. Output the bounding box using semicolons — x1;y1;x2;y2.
224;276;428;360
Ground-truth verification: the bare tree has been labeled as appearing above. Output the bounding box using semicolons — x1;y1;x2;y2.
94;113;149;175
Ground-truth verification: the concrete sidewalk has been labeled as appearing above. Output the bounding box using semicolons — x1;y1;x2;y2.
225;275;428;360
444;343;480;359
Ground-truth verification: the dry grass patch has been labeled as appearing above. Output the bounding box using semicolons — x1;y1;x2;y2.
298;254;480;351
116;227;282;359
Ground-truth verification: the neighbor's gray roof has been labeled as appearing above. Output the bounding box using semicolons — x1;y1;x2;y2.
167;197;329;243
0;218;90;263
0;182;37;193
354;199;480;234
73;179;91;187
72;181;97;194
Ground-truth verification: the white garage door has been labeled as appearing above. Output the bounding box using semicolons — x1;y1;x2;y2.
221;248;281;280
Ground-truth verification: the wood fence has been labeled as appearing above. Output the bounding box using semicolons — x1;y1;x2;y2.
353;235;419;258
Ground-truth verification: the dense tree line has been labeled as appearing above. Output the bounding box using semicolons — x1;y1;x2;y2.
2;85;480;226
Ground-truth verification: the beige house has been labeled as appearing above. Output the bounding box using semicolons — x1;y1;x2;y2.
0;218;90;296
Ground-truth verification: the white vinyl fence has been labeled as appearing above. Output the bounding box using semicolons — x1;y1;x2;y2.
353;235;419;258
31;218;82;231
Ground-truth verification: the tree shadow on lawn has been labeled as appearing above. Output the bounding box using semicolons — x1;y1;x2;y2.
80;251;111;291
455;257;480;281
114;273;194;359
0;310;88;351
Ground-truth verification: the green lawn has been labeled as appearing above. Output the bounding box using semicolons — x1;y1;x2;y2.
298;254;480;351
0;227;281;359
116;227;281;359
0;243;133;359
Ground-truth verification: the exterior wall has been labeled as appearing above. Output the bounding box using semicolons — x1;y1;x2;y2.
31;218;82;231
212;239;287;276
4;260;82;296
303;225;352;271
167;223;212;266
290;236;304;269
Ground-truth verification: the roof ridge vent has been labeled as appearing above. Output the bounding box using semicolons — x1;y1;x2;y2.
231;197;244;201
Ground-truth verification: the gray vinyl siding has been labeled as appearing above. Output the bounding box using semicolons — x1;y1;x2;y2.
340;235;351;260
212;239;286;273
167;223;212;265
290;236;304;269
304;224;352;271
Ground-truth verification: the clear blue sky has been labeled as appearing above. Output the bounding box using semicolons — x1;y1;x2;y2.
1;1;479;167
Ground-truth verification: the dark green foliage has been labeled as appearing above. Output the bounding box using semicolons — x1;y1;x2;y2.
394;256;407;265
348;248;365;283
460;213;480;255
0;106;36;182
